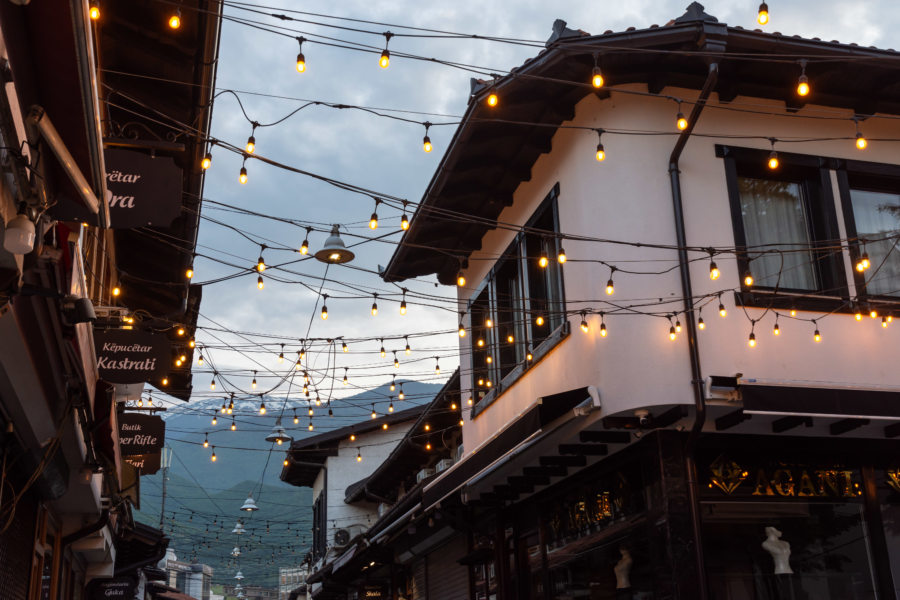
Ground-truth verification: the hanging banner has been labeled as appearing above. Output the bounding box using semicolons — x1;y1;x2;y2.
124;452;162;475
104;148;183;229
118;413;165;456
94;329;170;384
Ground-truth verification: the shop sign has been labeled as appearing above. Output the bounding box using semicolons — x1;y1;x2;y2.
104;148;183;229
94;329;170;384
85;576;136;599
118;413;165;456
887;469;900;493
124;452;162;475
359;584;388;598
707;454;862;498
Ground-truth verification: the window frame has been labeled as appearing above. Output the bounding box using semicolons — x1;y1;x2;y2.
718;145;850;312
468;184;568;416
836;159;900;305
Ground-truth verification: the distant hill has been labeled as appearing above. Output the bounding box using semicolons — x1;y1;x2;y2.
133;380;441;587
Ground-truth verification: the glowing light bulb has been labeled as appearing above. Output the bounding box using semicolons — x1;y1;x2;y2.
457;272;466;287
507;334;514;343
773;322;780;335
536;315;545;326
239;167;248;184
379;49;390;68
168;8;181;29
591;67;604;88
606;279;614;295
210;378;216;390
162;377;168;386
477;338;485;347
423;136;432;153
198;354;204;366
257;275;264;290
757;2;769;24
485;355;492;364
796;76;810;97
675;320;682;333
558;248;567;264
400;301;407;315
112;286;121;297
342;341;349;353
211;449;217;462
485;318;493;328
371;302;378;316
870;308;879;319
580;318;589;333
596;143;606;162
246;136;256;154
257;256;266;273
459;325;466;338
748;332;757;347
369;212;379;230
296;53;306;73
350;433;356;442
201;153;212;170
719;303;727;318
89;1;100;20
251;376;257;389
814;329;821;343
857;253;871;271
405;341;411;355
709;261;720;280
380;344;386;358
744;271;754;287
600;321;607;337
487;92;498;107
259;402;266;415
856;133;867;150
401;213;409;230
676;113;688;130
212;415;217;425
698;317;705;330
855;310;863;321
231;421;236;431
768;151;779;170
283;458;289;466
321;305;328;320
882;316;889;328
669;326;677;341
539;254;549;268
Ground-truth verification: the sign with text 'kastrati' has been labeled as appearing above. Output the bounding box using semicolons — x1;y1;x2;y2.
118;413;165;456
94;329;169;384
104;148;182;229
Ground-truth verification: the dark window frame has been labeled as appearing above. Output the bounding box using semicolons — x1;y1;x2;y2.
718;145;850;312
468;184;568;417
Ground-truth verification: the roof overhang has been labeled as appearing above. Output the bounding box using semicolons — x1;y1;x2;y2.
383;9;900;284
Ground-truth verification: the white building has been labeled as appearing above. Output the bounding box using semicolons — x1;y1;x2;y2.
164;548;214;600
278;565;309;600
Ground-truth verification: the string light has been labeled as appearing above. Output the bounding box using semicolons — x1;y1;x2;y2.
423;122;433;153
293;410;299;425
89;0;100;20
813;321;822;343
257;275;264;290
369;198;380;230
284;457;289;467
256;246;266;272
357;448;362;462
425;439;432;451
300;227;311;255
394;352;400;368
203;434;209;448
350;432;356;442
748;322;757;347
321;294;328;320
308;419;314;431
390;376;396;392
675;101;688;131
459;313;466;337
400;289;407;315
138;398;143;407
870;307;879;319
161;377;168;386
399;384;405;400
485;317;493;328
231;418;237;431
371;404;377;419
112;286;121;297
668;317;677;341
343;367;349;385
389;401;394;413
767;139;779;170
796;59;810;97
708;251;720;280
606;266;616;295
379;32;393;68
372;294;379;316
595;129;606;162
342;339;349;353
507;333;514;343
405;336;411;355
434;357;440;375
591;54;604;88
239;163;248;185
380;339;386;357
457;271;466;287
580;312;589;333
675;319;682;333
220;400;227;414
757;1;769;24
539;246;549;268
718;296;727;318
201;151;212;170
856;245;870;272
882;316;889;328
853;118;867;150
245;124;257;154
400;205;410;230
743;269;754;287
697;308;705;330
296;36;306;72
855;306;864;321
168;7;181;29
210;375;217;391
211;413;218;426
557;244;567;264
252;371;257;389
599;312;607;337
486;90;498;107
211;447;217;462
278;344;285;363
177;326;185;336
228;396;234;414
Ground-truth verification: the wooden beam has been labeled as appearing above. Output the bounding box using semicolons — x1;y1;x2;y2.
579;431;631;444
558;444;608;456
885;422;900;438
829;418;869;436
772;416;813;434
539;455;586;468
523;465;567;479
715;409;751;431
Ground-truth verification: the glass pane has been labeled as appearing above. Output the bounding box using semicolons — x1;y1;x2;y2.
850;189;900;296
470;288;493;399
739;177;818;290
878;469;900;598
525;207;564;347
495;257;525;378
702;501;877;599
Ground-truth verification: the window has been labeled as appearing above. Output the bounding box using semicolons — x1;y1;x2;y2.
468;185;565;407
722;148;847;303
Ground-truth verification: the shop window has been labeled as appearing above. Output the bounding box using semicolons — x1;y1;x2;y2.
702;501;878;599
311;492;326;561
722;148;846;302
877;468;900;598
468;184;565;407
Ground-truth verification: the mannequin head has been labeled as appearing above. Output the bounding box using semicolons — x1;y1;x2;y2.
619;546;631;558
764;526;782;538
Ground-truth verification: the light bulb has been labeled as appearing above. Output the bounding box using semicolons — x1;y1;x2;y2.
790;308;797;317
357;451;362;462
477;338;484;347
591;66;604;88
882;316;889;328
485;355;492;364
321;305;328;320
350;433;356;441
278;351;284;363
239;167;248;184
719;303;727;318
606;279;614;295
389;403;394;413
539;254;549;268
596;143;605;162
257;255;266;272
773;322;780;335
676;113;688;130
426;442;432;451
580;318;589;333
698;317;705;330
748;332;757;347
251;376;257;389
423;136;432;153
211;450;217;462
507;334;514;343
669;326;677;341
814;329;821;343
186;268;194;279
257;275;264;290
709;261;720;280
380;345;386;358
369;212;378;230
485;318;493;328
487;92;498;107
371;302;378;316
168;8;181;29
858;253;871;271
870;308;879;319
399;388;405;400
796;75;810;97
401;213;409;230
112;286;121;297
138;398;143;407
296;53;306;73
198;354;204;366
308;422;314;431
744;271;754;287
293;414;299;425
210;379;216;390
400;300;407;315
231;421;236;431
600;321;607;337
675;320;682;333
283;458;289;467
89;1;100;20
212;416;217;425
177;327;185;336
201;153;212;170
856;133;867;150
536;315;545;326
405;341;411;355
162;377;168;386
558;248;566;264
768;151;779;170
379;49;390;68
757;2;769;24
855;309;863;321
246;136;256;154
342;341;349;353
459;324;466;337
394;356;400;368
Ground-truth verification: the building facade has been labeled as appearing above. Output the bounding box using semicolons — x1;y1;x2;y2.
374;4;900;599
279;565;309;600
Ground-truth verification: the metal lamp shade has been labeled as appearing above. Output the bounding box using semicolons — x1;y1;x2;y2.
240;493;259;511
314;224;355;264
265;418;293;444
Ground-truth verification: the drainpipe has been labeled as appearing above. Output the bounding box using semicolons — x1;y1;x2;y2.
61;509;109;548
668;61;719;600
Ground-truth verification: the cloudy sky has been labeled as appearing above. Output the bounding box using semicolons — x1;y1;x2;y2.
180;0;897;411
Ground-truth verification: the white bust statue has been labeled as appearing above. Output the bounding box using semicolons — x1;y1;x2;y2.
762;526;793;575
614;547;633;589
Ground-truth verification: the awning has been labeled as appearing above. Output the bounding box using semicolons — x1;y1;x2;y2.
741;383;900;420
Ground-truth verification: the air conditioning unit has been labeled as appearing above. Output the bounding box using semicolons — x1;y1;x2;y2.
416;468;435;483
333;524;365;549
435;458;454;473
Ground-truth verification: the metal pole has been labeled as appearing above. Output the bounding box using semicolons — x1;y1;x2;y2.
159;446;173;531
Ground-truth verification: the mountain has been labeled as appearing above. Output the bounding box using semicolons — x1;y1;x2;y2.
133;380;442;587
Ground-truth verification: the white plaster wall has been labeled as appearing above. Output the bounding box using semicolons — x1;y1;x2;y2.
318;423;412;550
457;85;900;455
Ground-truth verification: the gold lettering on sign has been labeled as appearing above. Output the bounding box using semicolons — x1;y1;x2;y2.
797;470;817;497
708;455;749;494
772;469;795;496
752;468;774;496
887;470;900;494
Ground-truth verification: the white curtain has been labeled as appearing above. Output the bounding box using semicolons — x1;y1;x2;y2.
850;189;900;297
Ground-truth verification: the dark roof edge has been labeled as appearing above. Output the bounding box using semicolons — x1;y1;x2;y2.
286;405;426;453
